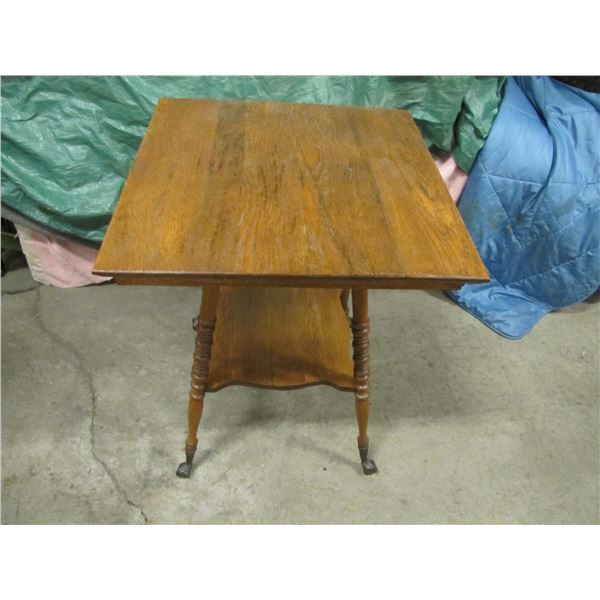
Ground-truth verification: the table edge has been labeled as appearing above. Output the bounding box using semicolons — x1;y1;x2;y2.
92;269;489;289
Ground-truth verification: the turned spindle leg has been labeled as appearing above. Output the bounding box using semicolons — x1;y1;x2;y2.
176;286;220;478
351;288;378;475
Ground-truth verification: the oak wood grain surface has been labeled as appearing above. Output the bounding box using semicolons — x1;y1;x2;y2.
206;286;355;392
94;98;488;288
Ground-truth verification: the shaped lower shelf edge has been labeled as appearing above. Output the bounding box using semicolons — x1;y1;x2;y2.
206;286;355;392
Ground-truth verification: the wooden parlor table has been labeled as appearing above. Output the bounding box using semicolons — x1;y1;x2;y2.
94;98;488;478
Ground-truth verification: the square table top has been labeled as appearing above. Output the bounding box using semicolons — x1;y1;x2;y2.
94;98;488;289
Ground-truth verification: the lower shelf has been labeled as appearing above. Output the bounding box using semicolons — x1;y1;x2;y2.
206;286;355;392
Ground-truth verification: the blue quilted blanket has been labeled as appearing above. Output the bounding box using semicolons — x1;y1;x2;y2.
449;76;600;339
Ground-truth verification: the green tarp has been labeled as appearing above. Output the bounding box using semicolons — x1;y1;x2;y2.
1;76;504;242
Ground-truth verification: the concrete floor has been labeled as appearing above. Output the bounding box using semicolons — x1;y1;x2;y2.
2;260;599;524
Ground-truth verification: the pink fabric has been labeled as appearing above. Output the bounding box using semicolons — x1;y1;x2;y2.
15;153;469;288
434;154;468;203
15;224;111;288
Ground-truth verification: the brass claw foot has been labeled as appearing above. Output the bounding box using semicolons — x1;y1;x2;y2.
358;443;378;475
176;461;193;478
176;442;197;478
361;458;378;475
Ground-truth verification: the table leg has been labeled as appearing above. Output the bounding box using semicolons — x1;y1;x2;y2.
351;289;378;475
176;286;220;478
